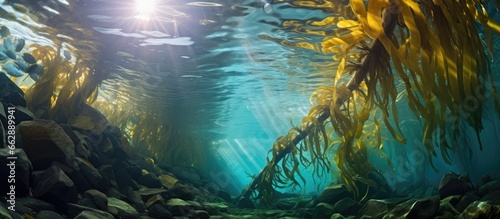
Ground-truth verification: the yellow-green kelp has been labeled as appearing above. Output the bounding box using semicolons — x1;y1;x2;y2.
242;0;500;204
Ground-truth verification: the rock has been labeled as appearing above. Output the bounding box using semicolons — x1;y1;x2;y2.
108;197;140;219
478;175;493;188
106;187;127;200
439;199;460;217
330;213;346;219
313;202;335;219
67;203;114;219
98;165;116;189
459;201;500;218
17;197;56;212
455;192;479;213
148;203;173;219
76;157;105;191
477;180;500;197
0;148;32;196
360;199;392;217
10;201;36;217
35;210;64;219
61;126;93;160
441;195;462;207
166;198;195;216
439;172;472;199
202;202;228;215
0;74;25;104
74;210;114;219
145;194;165;209
33;165;78;211
236;196;254;209
159;174;179;189
126;165;144;180
318;184;351;205
138;172;162;188
10;105;34;123
125;186;145;212
406;196;440;219
78;198;97;209
83;189;108;211
194;210;210;219
135;158;160;177
0;202;13;219
333;198;358;216
383;199;416;218
69;103;109;135
18;119;77;170
115;168;139;190
137;188;168;201
165;183;195;200
480;190;500;204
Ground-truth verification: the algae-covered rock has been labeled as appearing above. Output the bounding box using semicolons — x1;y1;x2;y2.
459;201;500;218
69;103;109;135
107;197;140;219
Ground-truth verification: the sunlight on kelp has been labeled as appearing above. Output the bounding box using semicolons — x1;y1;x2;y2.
247;0;500;203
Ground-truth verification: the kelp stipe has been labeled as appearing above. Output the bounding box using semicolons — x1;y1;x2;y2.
242;0;500;204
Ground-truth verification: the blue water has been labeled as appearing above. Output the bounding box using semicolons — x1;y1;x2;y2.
2;0;500;196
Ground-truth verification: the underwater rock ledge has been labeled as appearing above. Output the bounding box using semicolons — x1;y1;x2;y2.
1;77;500;218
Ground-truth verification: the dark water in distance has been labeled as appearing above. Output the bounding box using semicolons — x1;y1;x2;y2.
2;0;500;194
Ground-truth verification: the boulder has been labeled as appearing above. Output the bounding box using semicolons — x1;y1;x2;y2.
18;119;77;170
33;165;78;212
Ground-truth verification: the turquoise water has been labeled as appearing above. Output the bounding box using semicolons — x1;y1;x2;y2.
2;0;500;197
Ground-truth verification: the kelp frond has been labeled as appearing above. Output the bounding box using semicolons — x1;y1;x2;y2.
247;0;500;203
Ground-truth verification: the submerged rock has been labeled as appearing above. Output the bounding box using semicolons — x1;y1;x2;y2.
459;201;500;218
18;119;77;170
438;172;473;199
0;148;32;196
33;165;78;212
107;197;140;219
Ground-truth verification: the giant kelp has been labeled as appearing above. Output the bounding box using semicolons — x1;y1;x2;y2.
242;0;500;203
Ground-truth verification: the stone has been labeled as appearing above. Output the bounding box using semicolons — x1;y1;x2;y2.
35;210;64;219
137;188;168;201
0;74;25;103
11;105;34;123
159;174;179;189
17;197;56;212
83;189;108;211
202;202;228;215
236;197;255;209
455;192;479;213
69;103;109;135
439;172;472;199
360;199;394;217
333;198;358;216
0;148;32;196
0;202;13;219
480;190;500;204
67;203;114;219
145;194;165;209
107;197;140;219
478;175;493;188
78;198;97;209
115;168;139;190
98;165;117;189
330;213;346;219
194;210;210;219
106;187;127;200
477;180;500;197
459;201;500;219
148;203;173;219
125;186;145;212
74;210;114;219
313;202;335;219
406;196;440;219
126;165;144;180
317;184;351;205
33;165;78;211
18;119;77;170
166;198;194;216
76;157;105;191
138;172;162;188
165;183;195;200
